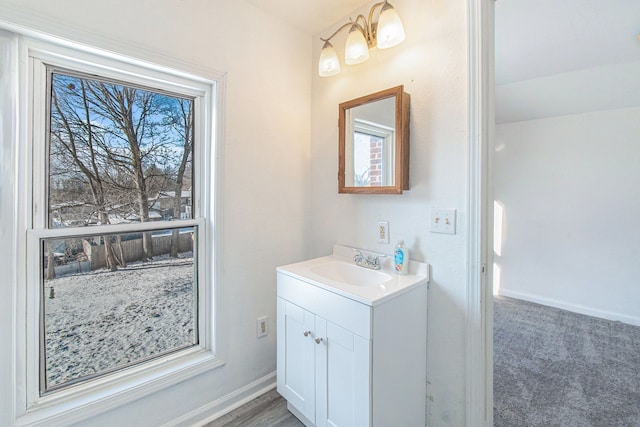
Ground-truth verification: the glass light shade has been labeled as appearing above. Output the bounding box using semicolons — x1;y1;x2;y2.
344;24;370;65
376;2;405;49
318;41;341;77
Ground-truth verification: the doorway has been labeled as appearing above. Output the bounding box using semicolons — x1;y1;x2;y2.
491;0;640;424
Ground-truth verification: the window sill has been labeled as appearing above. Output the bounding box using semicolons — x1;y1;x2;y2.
16;348;224;427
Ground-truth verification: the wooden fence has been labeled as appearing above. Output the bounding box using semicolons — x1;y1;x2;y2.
85;232;194;270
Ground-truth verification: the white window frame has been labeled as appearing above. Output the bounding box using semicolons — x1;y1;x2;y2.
13;35;225;426
352;119;395;186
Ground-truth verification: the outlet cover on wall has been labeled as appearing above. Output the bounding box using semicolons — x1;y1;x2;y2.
430;208;456;235
256;316;268;338
377;221;389;244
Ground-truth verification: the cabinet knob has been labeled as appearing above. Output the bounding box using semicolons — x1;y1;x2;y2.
315;337;323;344
303;330;311;337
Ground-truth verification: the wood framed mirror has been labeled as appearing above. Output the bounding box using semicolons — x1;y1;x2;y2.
338;85;410;194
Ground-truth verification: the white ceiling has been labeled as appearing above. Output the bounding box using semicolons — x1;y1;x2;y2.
495;0;640;85
245;0;640;84
242;0;640;122
495;0;640;123
243;0;371;35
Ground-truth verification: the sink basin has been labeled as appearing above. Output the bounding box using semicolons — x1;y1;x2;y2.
310;261;391;287
277;245;429;305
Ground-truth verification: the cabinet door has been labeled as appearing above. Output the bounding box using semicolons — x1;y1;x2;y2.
315;319;371;427
277;298;316;422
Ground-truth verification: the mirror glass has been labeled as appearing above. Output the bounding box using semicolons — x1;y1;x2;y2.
339;86;410;194
345;97;396;187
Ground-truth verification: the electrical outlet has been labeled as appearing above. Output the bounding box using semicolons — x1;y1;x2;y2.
377;221;389;244
430;208;456;235
256;316;268;338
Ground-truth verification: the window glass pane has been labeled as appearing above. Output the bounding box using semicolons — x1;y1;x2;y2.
41;227;198;393
353;131;385;187
48;72;194;228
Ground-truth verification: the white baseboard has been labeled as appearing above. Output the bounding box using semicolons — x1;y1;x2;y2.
497;289;640;327
162;371;276;427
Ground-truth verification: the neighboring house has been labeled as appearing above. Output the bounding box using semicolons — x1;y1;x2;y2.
109;209;164;224
50;201;98;227
148;190;192;220
51;199;169;227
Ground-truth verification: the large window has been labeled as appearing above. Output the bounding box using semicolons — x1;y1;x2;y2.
41;69;200;393
17;38;221;423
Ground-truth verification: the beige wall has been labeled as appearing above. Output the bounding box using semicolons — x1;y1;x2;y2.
0;0;311;425
0;0;474;425
495;107;640;325
310;1;469;424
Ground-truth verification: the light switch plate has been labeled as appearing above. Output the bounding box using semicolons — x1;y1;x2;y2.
377;221;389;244
430;208;456;235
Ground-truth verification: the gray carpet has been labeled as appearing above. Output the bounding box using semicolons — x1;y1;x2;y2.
494;296;640;426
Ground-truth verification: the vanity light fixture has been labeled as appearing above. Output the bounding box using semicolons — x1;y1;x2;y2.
318;1;405;77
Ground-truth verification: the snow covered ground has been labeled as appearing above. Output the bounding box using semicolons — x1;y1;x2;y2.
43;252;196;389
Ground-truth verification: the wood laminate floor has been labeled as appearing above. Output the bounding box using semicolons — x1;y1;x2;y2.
204;388;303;427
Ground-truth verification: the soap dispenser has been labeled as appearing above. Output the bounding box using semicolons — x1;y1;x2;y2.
393;240;409;275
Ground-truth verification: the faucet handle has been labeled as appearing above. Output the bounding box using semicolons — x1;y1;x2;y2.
351;247;385;269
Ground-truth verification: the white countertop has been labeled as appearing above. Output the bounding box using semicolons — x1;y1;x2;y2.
277;244;429;306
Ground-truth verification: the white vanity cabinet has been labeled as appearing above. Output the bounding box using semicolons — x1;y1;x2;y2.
276;268;427;427
277;296;371;426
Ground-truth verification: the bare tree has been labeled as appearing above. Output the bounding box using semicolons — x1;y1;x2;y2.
85;82;168;261
49;72;193;266
46;241;56;281
51;77;120;271
167;98;194;257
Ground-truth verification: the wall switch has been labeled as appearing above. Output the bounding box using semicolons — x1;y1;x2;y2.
430;208;457;235
256;316;268;338
377;221;389;244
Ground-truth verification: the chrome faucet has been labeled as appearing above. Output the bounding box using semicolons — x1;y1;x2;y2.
353;250;383;270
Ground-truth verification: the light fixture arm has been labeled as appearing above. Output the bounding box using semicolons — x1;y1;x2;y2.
320;1;389;48
365;1;389;47
318;0;404;77
320;21;356;44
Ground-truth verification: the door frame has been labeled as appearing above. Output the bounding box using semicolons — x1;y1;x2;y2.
466;0;494;425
